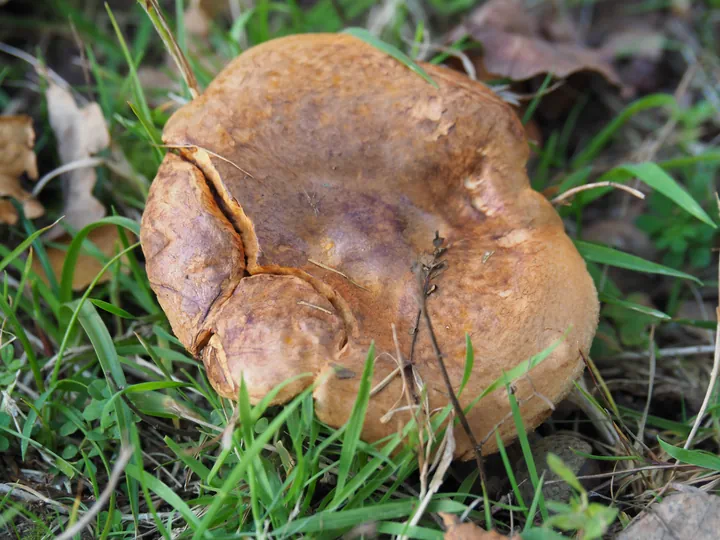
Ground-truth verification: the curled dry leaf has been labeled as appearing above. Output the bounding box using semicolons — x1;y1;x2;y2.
617;491;720;540
32;225;129;291
0;115;43;225
45;83;109;238
450;0;622;86
440;514;520;540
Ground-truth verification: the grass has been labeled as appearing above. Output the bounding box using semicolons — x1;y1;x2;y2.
1;0;720;538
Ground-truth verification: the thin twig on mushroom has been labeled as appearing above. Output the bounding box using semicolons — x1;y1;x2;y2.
414;232;487;484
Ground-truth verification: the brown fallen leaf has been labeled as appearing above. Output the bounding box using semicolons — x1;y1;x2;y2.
0;115;44;225
45;83;109;238
617;490;720;540
440;514;520;540
449;0;622;86
32;224;129;291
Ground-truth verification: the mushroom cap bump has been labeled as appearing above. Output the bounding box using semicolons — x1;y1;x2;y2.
140;33;599;458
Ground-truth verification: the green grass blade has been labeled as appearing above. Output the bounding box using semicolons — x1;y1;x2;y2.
0;423;81;478
376;522;443;539
10;247;33;315
575;241;701;284
100;381;187;430
342;27;438;88
496;431;526;512
463;331;568;416
571;94;677;168
74;300;127;390
457;334;474;398
51;241;140;387
164;436;215;486
76;300;168;535
601;162;716;227
0;218;61;276
0;294;44;392
598;294;671;320
332;343;375;506
90;298;134;318
523;73;553;125
106;3;156;140
546;453;584;493
506;374;548;521
658;437;720;471
285;499;467;535
125;463;202;529
59;217;140;303
237;377;263;532
192;385;315;539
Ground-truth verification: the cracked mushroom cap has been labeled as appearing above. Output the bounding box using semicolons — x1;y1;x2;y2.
140;33;599;458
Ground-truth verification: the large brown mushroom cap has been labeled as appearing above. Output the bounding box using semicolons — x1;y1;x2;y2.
140;33;599;458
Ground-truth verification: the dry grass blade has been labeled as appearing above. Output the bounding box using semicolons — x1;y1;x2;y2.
296;300;333;315
401;414;455;539
160;144;254;178
552;182;646;205
416;234;486;484
139;0;200;99
308;258;369;291
32;157;106;197
0;41;72;91
683;195;720;450
636;325;656;446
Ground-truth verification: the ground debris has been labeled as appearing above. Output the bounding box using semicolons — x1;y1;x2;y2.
618;490;720;540
449;0;622;86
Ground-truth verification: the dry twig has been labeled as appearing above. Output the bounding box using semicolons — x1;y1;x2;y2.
56;445;134;540
415;232;487;484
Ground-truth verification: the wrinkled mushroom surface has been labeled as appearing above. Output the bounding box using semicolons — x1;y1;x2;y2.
140;33;599;458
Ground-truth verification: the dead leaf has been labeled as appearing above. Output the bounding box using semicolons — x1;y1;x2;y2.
440;515;520;540
450;0;622;86
32;224;129;290
0;115;43;225
617;490;720;540
45;84;109;237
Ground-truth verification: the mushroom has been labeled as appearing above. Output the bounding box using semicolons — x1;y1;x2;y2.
140;33;599;458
